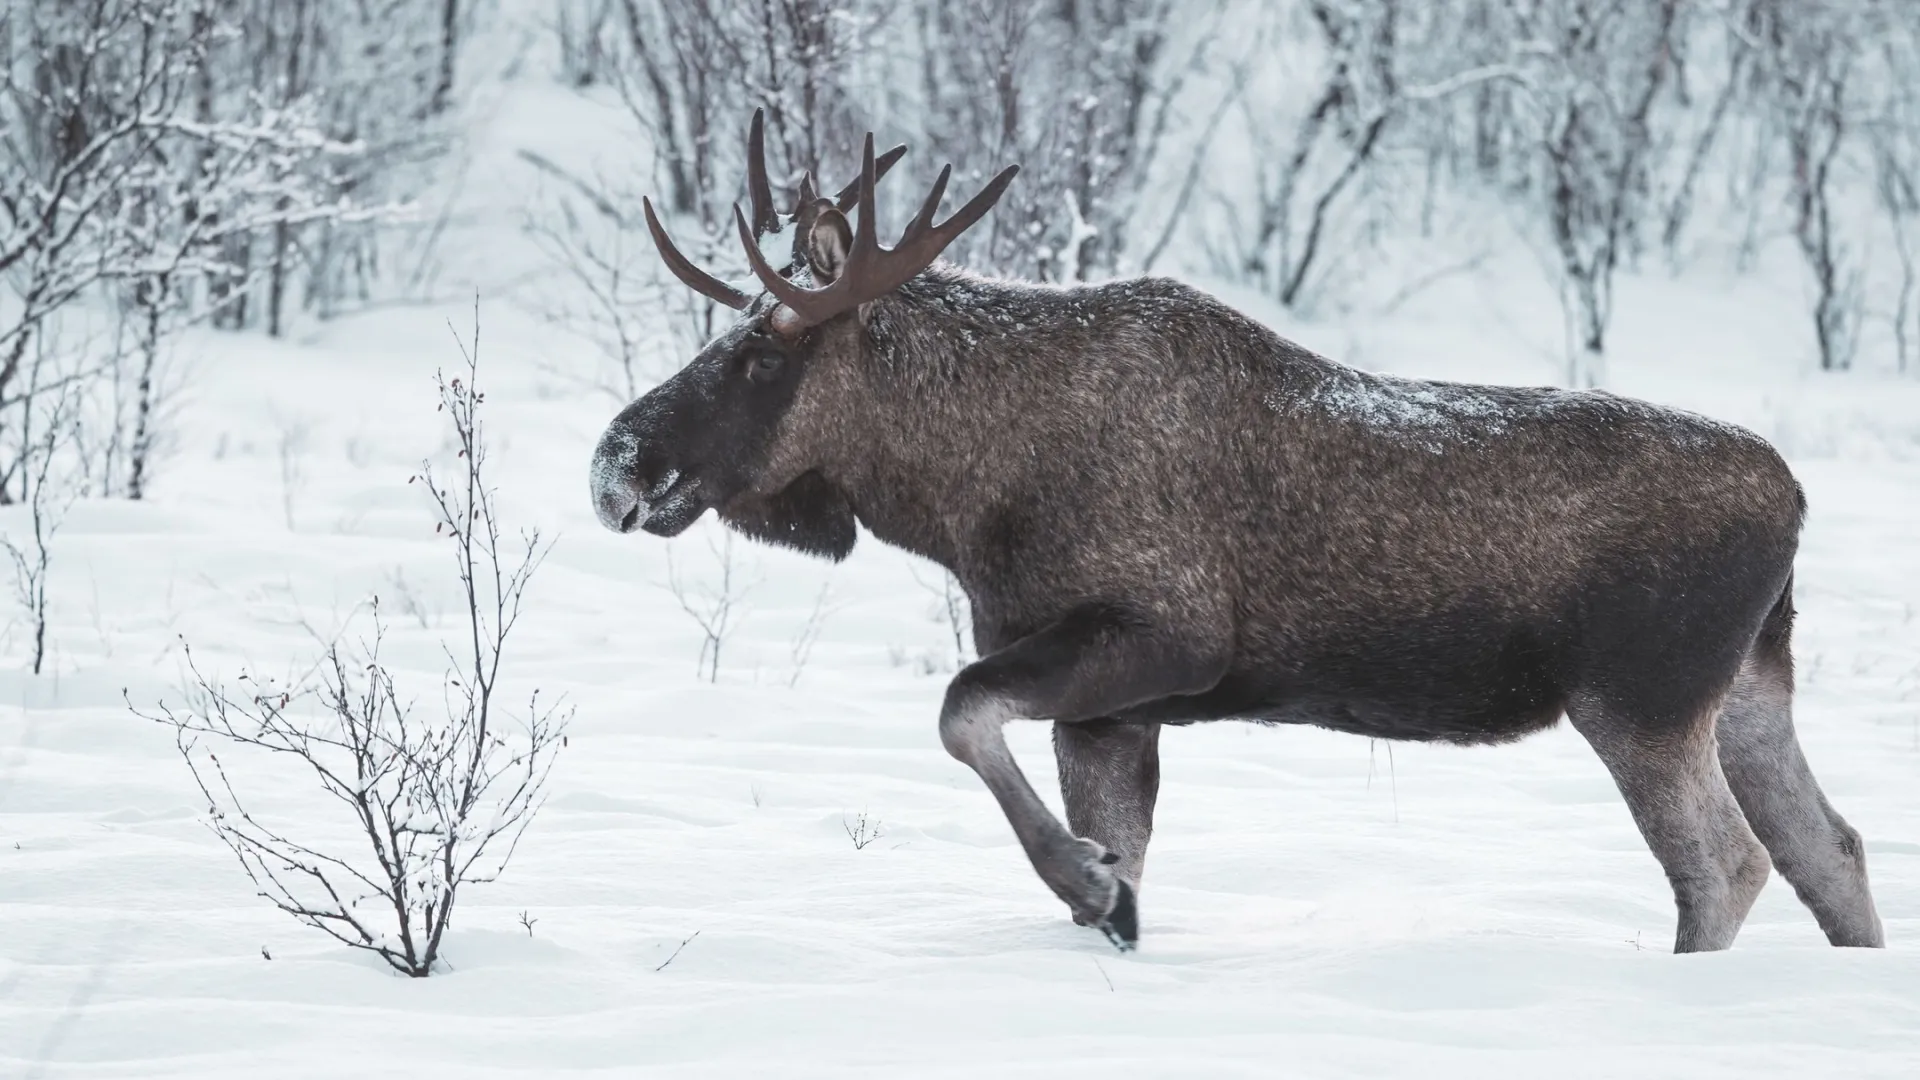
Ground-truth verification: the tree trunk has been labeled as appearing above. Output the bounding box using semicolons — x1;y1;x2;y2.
268;209;291;338
432;0;459;114
1569;275;1607;389
128;282;163;500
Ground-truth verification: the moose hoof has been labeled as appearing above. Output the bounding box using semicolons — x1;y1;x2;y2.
1059;838;1135;948
1097;879;1139;951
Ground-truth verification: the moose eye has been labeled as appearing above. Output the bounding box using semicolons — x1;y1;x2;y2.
745;350;784;382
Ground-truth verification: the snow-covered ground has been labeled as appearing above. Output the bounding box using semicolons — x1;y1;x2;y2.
5;54;1920;1080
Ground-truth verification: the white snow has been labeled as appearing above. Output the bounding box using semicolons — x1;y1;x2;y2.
4;42;1920;1080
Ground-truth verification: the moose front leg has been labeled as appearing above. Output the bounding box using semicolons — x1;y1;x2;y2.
1054;720;1161;903
938;605;1225;949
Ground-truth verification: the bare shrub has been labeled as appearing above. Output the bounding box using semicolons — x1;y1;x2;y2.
275;417;311;531
843;810;884;850
384;566;438;630
787;581;833;689
519;162;679;403
666;529;756;683
2;352;83;675
911;566;972;672
135;317;568;978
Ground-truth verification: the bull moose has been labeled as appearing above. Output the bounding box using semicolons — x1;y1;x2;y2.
589;112;1883;953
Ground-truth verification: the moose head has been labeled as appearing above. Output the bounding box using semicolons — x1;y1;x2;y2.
588;111;1016;550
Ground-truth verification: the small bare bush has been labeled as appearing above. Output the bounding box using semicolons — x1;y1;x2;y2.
927;569;972;669
136;317;568;977
666;530;756;683
3;361;83;675
787;581;833;689
843;810;884;851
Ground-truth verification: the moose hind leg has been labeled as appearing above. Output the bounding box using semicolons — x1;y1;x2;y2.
1569;698;1770;953
1716;657;1884;947
1054;720;1161;916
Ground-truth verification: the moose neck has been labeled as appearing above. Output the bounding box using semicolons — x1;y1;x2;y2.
803;267;1068;572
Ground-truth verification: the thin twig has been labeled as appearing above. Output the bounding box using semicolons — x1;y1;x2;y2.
655;930;701;972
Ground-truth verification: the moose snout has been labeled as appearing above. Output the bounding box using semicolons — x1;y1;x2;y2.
589;423;654;533
592;478;642;533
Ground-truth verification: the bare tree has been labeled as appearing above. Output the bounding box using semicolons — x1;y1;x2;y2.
554;0;1920;377
556;0;621;88
1871;8;1920;376
1233;2;1412;308
1;1;205;490
1516;0;1681;387
193;0;446;331
1217;2;1530;309
1660;10;1751;263
2;0;398;504
432;0;464;116
1744;0;1860;372
612;0;878;222
918;0;1229;281
1877;128;1920;376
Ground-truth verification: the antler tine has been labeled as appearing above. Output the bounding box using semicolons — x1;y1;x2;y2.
736;132;1019;330
829;143;908;213
898;164;952;245
850;133;883;261
643;196;751;310
914;163;1019;251
745;108;780;238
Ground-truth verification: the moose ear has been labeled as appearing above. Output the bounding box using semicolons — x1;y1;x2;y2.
807;207;853;285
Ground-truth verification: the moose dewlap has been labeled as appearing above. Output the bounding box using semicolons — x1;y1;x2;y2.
588;110;1884;954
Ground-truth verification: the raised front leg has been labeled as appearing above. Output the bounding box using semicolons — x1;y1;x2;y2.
939;604;1225;949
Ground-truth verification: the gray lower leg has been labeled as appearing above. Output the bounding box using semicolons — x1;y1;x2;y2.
933;604;1230;948
1717;662;1884;947
1054;720;1160;906
941;691;1125;934
1572;706;1771;953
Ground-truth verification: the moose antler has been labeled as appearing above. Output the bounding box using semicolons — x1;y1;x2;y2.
747;109;908;237
735;133;1018;330
644;110;910;312
641;199;752;310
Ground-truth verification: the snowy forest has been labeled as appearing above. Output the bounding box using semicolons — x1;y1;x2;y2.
8;1;1920;495
3;1;1918;1077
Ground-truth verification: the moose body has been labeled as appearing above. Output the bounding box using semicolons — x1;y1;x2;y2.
590;114;1884;953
